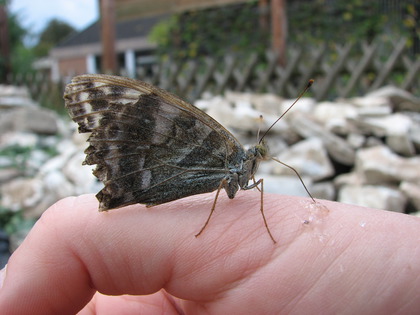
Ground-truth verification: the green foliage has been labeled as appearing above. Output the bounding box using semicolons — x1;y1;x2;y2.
0;206;36;236
0;145;33;171
9;44;36;76
288;0;389;44
33;18;76;57
0;8;35;80
150;0;418;61
150;2;269;60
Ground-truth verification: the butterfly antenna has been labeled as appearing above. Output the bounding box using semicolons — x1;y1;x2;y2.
272;157;316;203
259;79;314;144
256;115;264;142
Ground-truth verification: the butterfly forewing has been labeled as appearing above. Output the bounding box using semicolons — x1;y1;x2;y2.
64;74;246;210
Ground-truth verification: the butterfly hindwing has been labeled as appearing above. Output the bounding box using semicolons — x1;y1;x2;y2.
64;74;246;210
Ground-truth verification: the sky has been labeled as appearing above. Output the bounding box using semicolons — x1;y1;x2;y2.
9;0;98;45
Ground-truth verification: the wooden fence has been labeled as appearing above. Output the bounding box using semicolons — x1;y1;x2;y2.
9;38;420;110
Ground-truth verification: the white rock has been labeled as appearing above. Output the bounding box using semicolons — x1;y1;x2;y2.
0;84;30;98
1;177;44;211
351;113;412;137
291;113;356;165
334;172;365;187
355;145;420;184
0;107;59;135
62;151;96;194
26;149;51;171
0;132;38;148
364;86;420;111
349;95;391;108
272;138;334;181
311;181;336;200
386;134;415;157
0;168;22;183
313;101;358;124
258;174;313;197
356;105;392;117
0;156;13;168
338;185;407;212
347;133;365;149
399;182;420;212
43;171;75;199
409;123;420;151
280;97;316;117
205;98;236;129
251;93;284;115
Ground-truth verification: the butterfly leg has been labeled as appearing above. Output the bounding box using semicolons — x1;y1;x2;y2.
245;178;277;244
195;179;226;238
252;176;262;192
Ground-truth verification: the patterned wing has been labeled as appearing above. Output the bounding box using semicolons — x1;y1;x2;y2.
64;74;245;210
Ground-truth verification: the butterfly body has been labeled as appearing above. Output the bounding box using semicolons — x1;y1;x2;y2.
64;74;269;211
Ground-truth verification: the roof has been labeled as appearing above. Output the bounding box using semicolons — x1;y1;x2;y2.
56;14;168;48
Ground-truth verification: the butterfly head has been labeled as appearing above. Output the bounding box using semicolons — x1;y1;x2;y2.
254;140;270;161
241;140;269;177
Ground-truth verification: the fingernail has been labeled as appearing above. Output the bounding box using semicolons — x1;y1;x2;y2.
0;264;7;289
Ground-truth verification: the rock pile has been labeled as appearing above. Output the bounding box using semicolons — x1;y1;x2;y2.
0;84;99;248
0;83;419;253
196;86;420;213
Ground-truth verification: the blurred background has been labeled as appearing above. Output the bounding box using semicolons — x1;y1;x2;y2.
0;0;419;266
1;0;419;105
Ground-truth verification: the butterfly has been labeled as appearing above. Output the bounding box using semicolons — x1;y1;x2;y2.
64;74;313;243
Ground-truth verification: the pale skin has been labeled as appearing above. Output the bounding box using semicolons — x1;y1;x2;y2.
0;192;419;314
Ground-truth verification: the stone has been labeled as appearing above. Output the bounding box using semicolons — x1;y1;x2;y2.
224;91;284;116
26;149;52;172
313;101;357;124
280;97;316;116
290;113;356;165
355;145;420;184
313;101;358;135
350;113;412;138
0;177;44;212
364;85;420;112
62;151;97;194
355;105;392;117
365;136;383;148
0;156;13;168
386;134;415;157
399;182;420;212
347;133;366;149
0;168;22;183
251;93;284;116
0;132;38;148
39;142;78;175
310;181;336;200
334;172;365;187
259;174;313;197
349;95;391;108
0;107;59;135
408;117;420;151
43;171;75;199
0;85;36;109
272;138;334;181
338;185;407;212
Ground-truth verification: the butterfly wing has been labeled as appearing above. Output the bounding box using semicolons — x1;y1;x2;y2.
64;74;245;210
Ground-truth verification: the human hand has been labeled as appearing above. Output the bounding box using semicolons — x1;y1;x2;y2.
0;192;419;314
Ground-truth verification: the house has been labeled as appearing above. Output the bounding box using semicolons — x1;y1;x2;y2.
49;14;167;81
49;0;248;81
